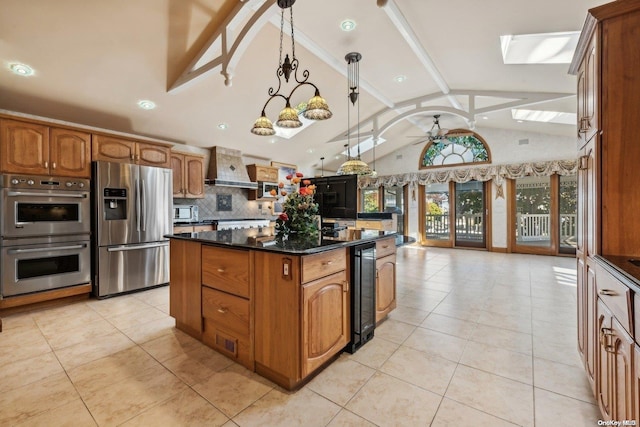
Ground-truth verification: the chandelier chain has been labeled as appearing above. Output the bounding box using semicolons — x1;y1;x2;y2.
278;8;284;68
290;6;296;60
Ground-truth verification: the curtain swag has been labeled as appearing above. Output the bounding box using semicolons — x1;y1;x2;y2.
357;159;577;189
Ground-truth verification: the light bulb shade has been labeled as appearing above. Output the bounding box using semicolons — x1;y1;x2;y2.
336;158;373;176
275;106;302;128
303;94;332;120
251;115;276;136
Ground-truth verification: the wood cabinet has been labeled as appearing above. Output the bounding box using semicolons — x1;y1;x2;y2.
596;299;635;422
200;246;254;370
173;224;214;233
169;239;203;339
246;164;278;182
254;248;348;389
92;134;171;168
0;119;91;177
375;236;397;323
302;270;349;377
171;152;205;198
576;31;598;149
635;344;640;421
573;1;640;420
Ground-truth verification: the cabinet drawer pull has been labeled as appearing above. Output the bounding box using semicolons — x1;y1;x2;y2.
217;268;225;273
382;245;389;249
323;261;333;266
217;307;228;314
44;161;49;168
598;289;616;296
343;280;349;293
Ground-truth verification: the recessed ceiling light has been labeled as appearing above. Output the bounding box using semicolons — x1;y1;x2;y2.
517;120;524;123
217;123;228;130
307;148;314;154
341;19;356;32
394;75;407;83
137;100;156;110
9;63;34;76
482;116;489;120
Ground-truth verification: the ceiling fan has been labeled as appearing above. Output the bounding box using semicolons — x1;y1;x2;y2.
410;114;473;145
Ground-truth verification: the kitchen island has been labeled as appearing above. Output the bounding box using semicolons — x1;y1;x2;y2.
167;228;398;390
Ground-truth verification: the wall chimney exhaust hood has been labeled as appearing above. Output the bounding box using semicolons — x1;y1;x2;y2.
206;146;258;189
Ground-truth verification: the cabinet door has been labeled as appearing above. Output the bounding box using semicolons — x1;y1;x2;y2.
92;135;136;163
375;253;396;323
635;344;640;422
610;317;635;422
302;270;348;377
184;155;205;198
596;299;614;420
0;119;49;174
585;137;598;258
585;261;597;396
583;34;598;144
137;142;170;168
49;128;91;178
577;257;587;363
170;153;185;197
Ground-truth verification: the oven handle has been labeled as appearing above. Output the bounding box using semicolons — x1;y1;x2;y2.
7;191;87;199
107;242;169;252
7;243;87;254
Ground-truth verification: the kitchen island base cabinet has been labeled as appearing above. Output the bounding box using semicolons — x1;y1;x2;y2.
169;239;203;339
254;250;349;390
375;236;397;324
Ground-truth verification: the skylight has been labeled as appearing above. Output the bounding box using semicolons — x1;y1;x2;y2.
500;31;580;64
511;109;576;125
341;137;386;157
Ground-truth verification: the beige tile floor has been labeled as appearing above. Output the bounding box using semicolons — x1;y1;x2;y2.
0;246;601;426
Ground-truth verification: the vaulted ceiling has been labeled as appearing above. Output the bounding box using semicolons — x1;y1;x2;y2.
0;0;603;171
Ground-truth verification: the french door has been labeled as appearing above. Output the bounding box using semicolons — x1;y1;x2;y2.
421;180;489;249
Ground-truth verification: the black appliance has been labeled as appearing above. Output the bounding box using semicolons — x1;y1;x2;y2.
345;242;376;353
310;175;358;219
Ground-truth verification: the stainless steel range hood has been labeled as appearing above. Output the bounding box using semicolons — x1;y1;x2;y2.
206;146;258;189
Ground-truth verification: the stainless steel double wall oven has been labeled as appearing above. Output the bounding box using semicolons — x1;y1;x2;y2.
0;174;91;298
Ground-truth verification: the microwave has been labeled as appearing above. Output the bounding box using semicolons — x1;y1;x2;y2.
257;182;279;199
173;205;198;223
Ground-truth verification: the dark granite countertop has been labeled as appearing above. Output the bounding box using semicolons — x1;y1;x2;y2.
166;227;399;255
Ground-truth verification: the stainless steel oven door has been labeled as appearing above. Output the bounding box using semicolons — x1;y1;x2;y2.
1;236;91;298
1;188;90;238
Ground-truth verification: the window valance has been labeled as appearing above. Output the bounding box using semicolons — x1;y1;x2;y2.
357;159;577;189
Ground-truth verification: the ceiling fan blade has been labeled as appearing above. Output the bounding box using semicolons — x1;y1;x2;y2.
412;138;430;145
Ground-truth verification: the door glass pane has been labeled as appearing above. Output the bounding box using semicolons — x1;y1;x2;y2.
559;174;578;253
425;183;450;240
515;176;551;248
362;188;380;212
455;181;485;247
383;186;404;234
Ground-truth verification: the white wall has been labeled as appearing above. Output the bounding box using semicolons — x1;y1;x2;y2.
372;126;577;248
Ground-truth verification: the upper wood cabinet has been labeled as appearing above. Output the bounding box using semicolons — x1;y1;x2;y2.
246;164;279;182
171;152;205;198
92;134;170;168
576;32;598;149
0;119;91;177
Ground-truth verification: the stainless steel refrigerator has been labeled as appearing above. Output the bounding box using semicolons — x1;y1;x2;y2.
93;161;172;297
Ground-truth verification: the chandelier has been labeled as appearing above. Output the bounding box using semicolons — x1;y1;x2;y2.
337;52;372;176
250;0;332;136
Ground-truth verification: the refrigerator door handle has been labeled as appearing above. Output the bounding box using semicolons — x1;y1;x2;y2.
141;179;146;231
135;179;141;232
107;241;169;252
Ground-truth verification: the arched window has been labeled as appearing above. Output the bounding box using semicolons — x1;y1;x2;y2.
419;130;491;169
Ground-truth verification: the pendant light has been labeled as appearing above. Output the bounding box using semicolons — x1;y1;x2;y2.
337;52;372;176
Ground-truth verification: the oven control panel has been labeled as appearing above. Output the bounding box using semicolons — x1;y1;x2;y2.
2;174;89;191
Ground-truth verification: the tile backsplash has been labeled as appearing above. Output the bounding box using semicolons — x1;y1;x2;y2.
174;185;277;220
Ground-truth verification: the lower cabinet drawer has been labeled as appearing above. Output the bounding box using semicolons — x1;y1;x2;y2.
596;263;633;334
301;248;347;283
202;318;253;370
376;236;396;258
202;286;250;336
